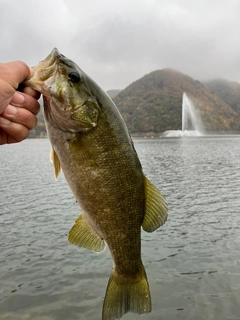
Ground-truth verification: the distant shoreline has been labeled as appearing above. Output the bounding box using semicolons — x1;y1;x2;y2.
28;130;240;140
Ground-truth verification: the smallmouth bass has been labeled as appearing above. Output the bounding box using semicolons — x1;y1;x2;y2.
24;48;168;320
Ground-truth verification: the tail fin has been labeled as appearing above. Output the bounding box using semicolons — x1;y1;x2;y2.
102;264;151;320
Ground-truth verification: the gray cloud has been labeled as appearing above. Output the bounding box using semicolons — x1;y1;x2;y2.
1;0;240;90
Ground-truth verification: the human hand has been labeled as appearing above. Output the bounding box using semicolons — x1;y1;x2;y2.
0;61;41;145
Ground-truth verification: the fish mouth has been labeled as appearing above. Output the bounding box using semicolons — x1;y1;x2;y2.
42;48;60;67
32;47;60;81
23;48;61;93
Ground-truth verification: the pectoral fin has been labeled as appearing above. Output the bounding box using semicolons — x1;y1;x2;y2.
68;214;105;253
50;148;61;180
142;176;168;232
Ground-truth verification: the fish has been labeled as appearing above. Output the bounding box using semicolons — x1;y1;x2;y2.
24;48;168;320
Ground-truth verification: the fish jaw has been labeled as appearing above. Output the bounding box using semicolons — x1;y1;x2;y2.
24;48;60;95
24;48;101;132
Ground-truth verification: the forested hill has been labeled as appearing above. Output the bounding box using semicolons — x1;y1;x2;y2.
113;69;240;134
203;79;240;113
107;89;121;98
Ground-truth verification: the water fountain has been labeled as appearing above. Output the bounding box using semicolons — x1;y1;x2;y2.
163;92;203;137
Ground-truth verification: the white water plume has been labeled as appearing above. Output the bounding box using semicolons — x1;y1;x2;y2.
163;92;203;137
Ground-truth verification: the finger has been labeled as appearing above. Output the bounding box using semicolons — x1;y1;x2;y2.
0;78;16;114
0;129;8;145
1;105;38;130
11;92;40;115
0;128;21;145
22;86;41;100
0;61;32;89
0;120;30;143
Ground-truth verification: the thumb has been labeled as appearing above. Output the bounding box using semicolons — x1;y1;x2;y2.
0;61;32;89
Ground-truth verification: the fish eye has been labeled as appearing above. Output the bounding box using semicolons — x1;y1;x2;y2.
68;71;80;83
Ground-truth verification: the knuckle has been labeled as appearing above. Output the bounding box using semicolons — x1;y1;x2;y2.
33;116;38;129
22;111;37;129
9;124;29;143
16;128;29;142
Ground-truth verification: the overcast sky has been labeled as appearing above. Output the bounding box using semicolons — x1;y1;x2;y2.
1;0;240;90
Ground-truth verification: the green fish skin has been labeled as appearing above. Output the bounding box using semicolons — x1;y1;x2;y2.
24;48;168;320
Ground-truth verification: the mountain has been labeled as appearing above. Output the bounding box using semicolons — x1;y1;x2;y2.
107;89;121;98
203;79;240;113
113;69;240;133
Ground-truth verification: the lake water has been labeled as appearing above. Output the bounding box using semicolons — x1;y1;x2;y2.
1;136;240;320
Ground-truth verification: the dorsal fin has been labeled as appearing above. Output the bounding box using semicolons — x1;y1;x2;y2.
142;176;168;232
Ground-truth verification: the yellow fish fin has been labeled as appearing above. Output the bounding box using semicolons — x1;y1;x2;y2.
102;263;151;320
68;214;105;253
50;148;61;180
142;176;168;232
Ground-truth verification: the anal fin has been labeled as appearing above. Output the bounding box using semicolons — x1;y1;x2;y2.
142;176;168;232
68;214;105;253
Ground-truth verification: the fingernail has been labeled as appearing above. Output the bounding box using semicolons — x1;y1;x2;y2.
0;117;11;125
6;105;18;115
12;92;25;105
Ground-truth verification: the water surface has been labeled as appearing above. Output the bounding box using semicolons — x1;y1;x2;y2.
1;137;240;320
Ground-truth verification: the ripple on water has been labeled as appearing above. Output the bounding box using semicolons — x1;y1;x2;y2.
1;137;240;320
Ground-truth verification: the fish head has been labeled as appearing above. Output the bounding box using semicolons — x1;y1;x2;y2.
24;48;100;132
